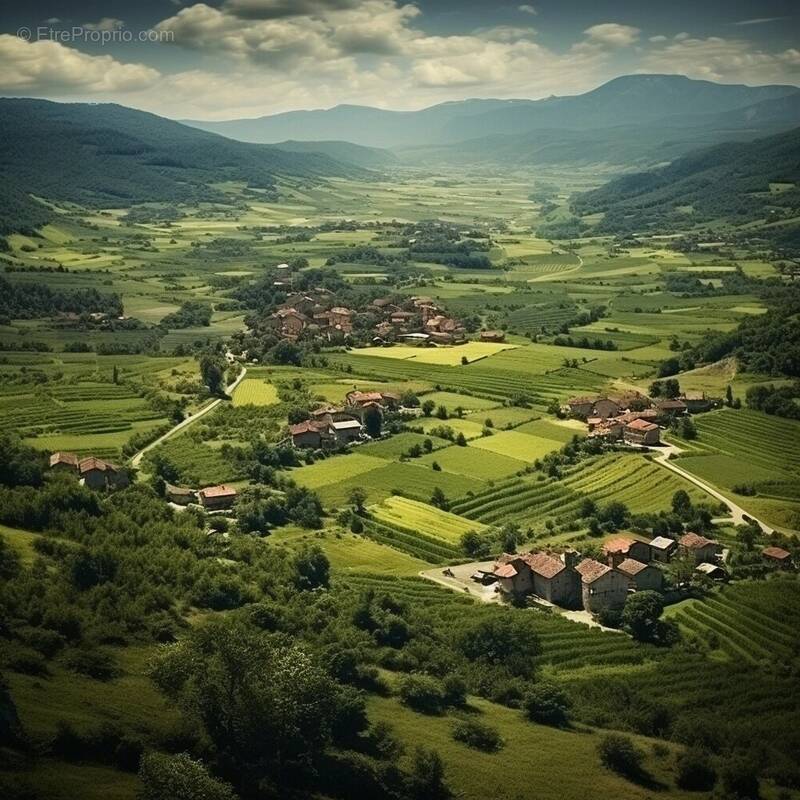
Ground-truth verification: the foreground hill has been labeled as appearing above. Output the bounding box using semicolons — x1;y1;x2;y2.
183;75;800;152
571;126;800;236
0;98;366;234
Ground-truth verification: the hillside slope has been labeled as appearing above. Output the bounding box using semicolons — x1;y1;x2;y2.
0;98;365;231
571;126;800;235
272;139;398;168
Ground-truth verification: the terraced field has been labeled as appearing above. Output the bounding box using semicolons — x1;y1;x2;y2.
326;352;605;404
665;579;800;664
505;302;580;333
371;496;485;543
451;453;716;527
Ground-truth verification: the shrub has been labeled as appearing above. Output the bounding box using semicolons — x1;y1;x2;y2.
62;647;119;681
139;752;237;800
523;681;571;727
720;757;760;799
597;733;644;777
451;718;503;752
675;750;717;791
442;675;467;708
398;675;446;714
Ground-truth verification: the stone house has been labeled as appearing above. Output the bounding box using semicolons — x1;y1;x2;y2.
679;392;715;412
78;457;128;491
679;532;722;564
623;418;660;445
616;558;663;591
50;451;79;473
493;550;581;607
290;420;334;449
576;558;630;613
603;537;651;567
649;536;677;562
593;398;622;419
762;546;792;569
198;484;237;510
654;399;687;416
566;396;596;419
330;418;363;445
328;307;354;333
165;484;197;506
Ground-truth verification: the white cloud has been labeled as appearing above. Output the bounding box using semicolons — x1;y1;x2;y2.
584;23;640;47
0;35;160;93
733;17;787;26
83;18;125;32
223;0;361;19
518;4;537;15
642;35;800;84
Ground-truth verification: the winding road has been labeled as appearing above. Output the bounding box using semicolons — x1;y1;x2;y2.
651;444;774;534
130;367;247;468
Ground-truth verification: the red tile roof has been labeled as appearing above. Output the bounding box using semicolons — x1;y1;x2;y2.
50;451;78;467
523;552;565;579
199;484;237;499
679;532;718;549
616;558;650;576
626;418;658;431
290;420;327;435
494;563;518;578
79;456;118;473
762;546;791;560
575;559;611;584
603;536;635;555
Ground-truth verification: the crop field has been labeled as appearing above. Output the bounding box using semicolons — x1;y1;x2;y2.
418;443;526;480
143;433;244;486
290;452;386;490
451;453;715;528
349;341;516;365
231;378;279;406
358;432;450;459
417;417;487;439
419;391;500;411
469;429;566;461
665;579;800;664
370;496;485;543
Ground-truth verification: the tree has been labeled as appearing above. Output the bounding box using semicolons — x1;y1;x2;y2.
294;545;330;590
348;487;368;514
725;384;734;407
406;747;450;800
430;487;449;510
671;489;693;518
675;751;717;791
269;339;303;365
597;733;644;777
199;353;225;396
422;438;433;453
461;529;488;557
435;405;448;419
451;718;503;752
399;675;446;714
138;752;238;800
664;377;681;398
523;681;571;727
421;399;435;417
363;405;382;438
458;615;540;678
622;591;664;641
150;617;353;771
720;757;760;799
455;432;467;447
649;380;663;397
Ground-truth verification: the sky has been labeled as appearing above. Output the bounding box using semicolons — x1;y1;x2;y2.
0;0;798;120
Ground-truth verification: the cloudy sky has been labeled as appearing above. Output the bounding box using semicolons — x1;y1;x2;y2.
1;0;799;120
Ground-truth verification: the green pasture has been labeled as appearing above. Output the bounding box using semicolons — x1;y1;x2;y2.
370;496;484;543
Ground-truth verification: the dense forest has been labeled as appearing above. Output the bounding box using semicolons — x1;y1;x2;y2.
571;126;800;236
0;276;123;320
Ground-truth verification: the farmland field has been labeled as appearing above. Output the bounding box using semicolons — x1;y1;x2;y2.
349;341;517;365
370;496;485;543
232;378;279;406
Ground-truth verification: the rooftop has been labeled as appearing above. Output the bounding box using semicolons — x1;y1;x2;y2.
626;418;659;431
523;552;565;579
50;451;78;467
200;484;237;498
650;536;677;550
762;546;791;560
616;558;650;576
680;532;718;549
575;558;612;584
603;536;635;554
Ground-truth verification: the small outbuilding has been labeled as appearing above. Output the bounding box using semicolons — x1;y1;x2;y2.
616;558;663;591
198;484;237;510
762;546;792;569
649;536;677;563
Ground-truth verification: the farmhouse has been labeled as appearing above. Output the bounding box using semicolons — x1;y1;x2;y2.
271;308;309;338
165;484;196;506
654;398;687;416
576;559;629;613
566;396;596;418
198;484;237;510
328;306;354;333
593;397;622;420
623;418;660;446
649;536;677;562
330;418;363;445
696;562;727;581
679;392;715;412
603;536;651;567
679;532;722;564
345;390;399;410
493;550;581;607
762;546;792;568
290;420;334;449
78;457;128;491
616;558;663;591
50;451;79;472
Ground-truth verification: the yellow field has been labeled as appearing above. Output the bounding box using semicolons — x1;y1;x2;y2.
350;342;516;365
232;379;279;406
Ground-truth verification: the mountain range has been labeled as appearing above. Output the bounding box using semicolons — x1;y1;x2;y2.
182;74;800;166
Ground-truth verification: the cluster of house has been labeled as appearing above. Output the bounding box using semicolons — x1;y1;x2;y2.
565;390;717;446
267;288;468;345
165;483;238;511
489;531;729;614
50;452;129;490
288;389;400;449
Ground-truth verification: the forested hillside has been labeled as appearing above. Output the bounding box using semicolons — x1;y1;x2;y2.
0;99;366;234
571;126;800;235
